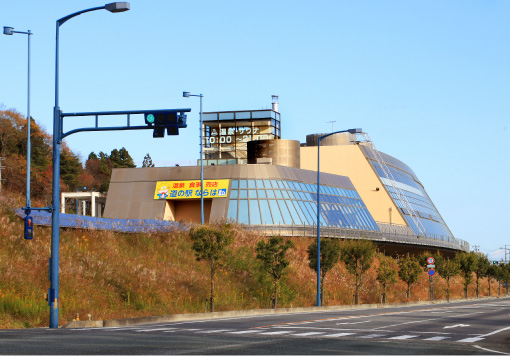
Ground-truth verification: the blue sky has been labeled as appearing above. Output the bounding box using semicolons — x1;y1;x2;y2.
1;1;509;258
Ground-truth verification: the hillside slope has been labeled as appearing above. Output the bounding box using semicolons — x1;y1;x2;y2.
0;191;497;328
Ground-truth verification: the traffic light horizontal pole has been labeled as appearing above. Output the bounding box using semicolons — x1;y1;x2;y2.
61;124;182;139
60;109;191;117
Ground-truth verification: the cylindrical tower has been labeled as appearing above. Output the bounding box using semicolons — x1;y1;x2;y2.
248;139;300;168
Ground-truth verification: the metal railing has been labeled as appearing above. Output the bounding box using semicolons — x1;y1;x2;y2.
242;222;469;252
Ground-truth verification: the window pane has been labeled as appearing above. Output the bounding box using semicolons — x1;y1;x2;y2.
298;200;314;224
256;180;264;189
277;180;286;189
248;189;258;198
239;189;248;199
263;179;272;188
271;180;279;189
248;179;256;189
238;200;249;224
258;189;267;198
231;180;239;189
286;200;301;224
291;200;307;224
278;200;293;224
269;200;284;224
249;200;262;225
227;200;238;221
239;180;248;189
259;199;273;224
266;190;276;198
230;189;239;199
281;190;290;199
274;190;283;199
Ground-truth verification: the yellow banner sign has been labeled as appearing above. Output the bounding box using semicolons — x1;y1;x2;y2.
154;179;229;200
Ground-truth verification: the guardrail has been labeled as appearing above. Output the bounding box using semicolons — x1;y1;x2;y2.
242;222;469;252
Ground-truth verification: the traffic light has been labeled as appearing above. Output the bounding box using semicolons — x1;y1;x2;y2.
493;261;499;265
24;215;33;240
144;111;187;138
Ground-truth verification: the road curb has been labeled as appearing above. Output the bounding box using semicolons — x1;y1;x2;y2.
63;295;505;328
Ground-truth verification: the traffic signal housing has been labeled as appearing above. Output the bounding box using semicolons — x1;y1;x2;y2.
24;215;33;240
144;110;187;138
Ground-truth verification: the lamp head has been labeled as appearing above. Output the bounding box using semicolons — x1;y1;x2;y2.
348;128;362;134
3;26;14;35
104;2;130;13
183;91;190;98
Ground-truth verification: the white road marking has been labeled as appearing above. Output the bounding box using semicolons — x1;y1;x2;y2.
358;333;387;338
473;345;509;355
480;325;510;337
423;336;451;341
457;337;484;343
135;328;176;332
259;330;294;335
323;332;355;337
336;320;371;325
228;330;264;334
196;329;232;334
444;324;470;329
388;335;418;340
292;332;325;337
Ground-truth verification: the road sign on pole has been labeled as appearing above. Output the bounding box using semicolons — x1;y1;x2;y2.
427;257;435;264
428;269;435;277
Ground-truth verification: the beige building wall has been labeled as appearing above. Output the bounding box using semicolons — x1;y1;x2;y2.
300;144;406;225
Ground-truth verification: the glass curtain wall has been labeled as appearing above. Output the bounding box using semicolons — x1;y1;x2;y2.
369;160;454;240
227;179;379;230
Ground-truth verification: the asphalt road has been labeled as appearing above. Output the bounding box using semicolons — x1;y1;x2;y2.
1;297;509;355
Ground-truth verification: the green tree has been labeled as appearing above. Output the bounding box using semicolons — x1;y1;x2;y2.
474;253;490;297
307;238;341;305
256;236;295;309
435;255;460;302
142;153;155;168
189;224;234;312
487;264;499;297
398;256;422;301
60;146;83;191
339;239;376;305
497;263;510;295
376;254;398;304
457;252;478;298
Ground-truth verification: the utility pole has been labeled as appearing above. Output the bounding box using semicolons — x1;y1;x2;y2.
326;121;336;132
501;245;510;264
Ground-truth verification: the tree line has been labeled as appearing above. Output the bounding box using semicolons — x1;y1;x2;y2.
0;109;156;202
189;224;510;312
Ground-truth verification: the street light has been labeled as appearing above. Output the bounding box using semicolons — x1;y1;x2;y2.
316;128;362;306
49;2;129;329
183;91;204;225
3;26;33;214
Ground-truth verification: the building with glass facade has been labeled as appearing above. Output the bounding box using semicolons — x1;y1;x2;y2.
103;101;468;255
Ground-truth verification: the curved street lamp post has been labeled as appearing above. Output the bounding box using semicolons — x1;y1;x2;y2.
3;26;33;214
49;2;130;329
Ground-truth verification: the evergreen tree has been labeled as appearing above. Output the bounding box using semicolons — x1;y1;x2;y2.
307;238;341;305
474;253;490;297
376;254;398;304
457;252;478;298
435;255;460;302
256;236;295;309
339;239;376;305
142;153;155;167
189;224;234;312
398;256;422;301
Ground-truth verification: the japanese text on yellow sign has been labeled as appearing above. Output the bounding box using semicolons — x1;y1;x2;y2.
154;179;229;200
